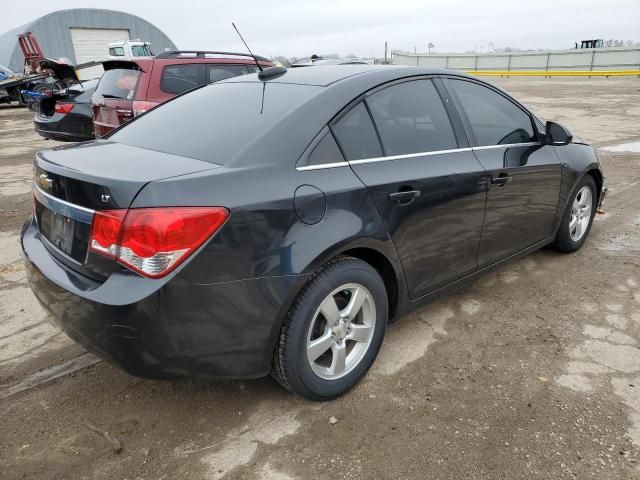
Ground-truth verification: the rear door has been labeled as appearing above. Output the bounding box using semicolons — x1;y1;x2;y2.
444;78;561;266
334;78;487;299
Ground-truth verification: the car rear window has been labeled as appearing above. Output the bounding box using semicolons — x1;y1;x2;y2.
69;79;99;93
95;68;141;100
110;82;320;164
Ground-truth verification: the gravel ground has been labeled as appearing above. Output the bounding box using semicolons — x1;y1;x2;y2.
0;77;639;480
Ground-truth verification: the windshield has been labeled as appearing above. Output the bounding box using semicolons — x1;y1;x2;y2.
95;68;141;100
131;45;153;56
110;82;319;164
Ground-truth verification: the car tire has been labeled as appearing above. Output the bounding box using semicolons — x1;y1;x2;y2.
549;175;597;253
271;256;388;401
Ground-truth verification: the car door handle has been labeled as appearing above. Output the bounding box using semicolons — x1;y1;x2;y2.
389;190;421;205
490;173;512;187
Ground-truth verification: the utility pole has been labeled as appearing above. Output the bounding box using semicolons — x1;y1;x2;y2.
384;41;388;64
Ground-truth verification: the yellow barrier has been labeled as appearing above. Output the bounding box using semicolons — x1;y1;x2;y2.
466;70;640;77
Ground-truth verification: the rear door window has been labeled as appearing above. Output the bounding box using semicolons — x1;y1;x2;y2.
208;64;254;83
305;131;345;167
95;68;141;100
332;102;383;160
160;64;206;95
366;79;458;155
447;79;536;146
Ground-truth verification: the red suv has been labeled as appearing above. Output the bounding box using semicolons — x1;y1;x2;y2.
91;51;272;137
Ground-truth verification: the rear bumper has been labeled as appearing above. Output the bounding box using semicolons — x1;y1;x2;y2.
21;218;306;380
92;120;117;139
34;115;94;142
34;127;92;142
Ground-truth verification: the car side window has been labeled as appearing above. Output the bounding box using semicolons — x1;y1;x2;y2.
208;64;252;83
366;79;458;156
305;131;345;167
332;102;383;160
448;79;536;146
160;64;206;95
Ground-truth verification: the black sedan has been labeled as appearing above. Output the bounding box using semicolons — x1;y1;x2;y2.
34;79;98;142
22;66;605;400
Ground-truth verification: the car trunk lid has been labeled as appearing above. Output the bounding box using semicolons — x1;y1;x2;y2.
33;141;220;277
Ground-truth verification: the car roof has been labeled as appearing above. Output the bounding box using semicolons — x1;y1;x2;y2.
222;65;468;87
101;56;271;73
208;66;479;168
290;58;369;67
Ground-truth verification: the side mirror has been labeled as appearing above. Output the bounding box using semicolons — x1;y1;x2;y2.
545;121;573;145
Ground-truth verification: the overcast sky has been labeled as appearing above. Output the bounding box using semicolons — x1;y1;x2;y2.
2;0;639;58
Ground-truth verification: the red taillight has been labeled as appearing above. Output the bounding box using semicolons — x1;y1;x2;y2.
55;103;74;114
132;100;159;117
89;210;127;258
89;207;229;278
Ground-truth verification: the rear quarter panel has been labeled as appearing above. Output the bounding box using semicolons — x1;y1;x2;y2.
132;163;406;372
131;164;400;284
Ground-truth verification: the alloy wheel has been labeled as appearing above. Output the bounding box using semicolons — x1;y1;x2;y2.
569;186;593;241
306;283;376;380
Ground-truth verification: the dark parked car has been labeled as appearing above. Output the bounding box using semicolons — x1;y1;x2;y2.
22;66;605;400
34;79;98;141
90;51;273;138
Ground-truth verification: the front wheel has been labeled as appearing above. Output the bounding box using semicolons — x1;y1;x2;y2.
271;256;388;400
549;175;597;253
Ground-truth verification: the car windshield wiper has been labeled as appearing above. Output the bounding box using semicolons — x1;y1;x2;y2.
100;94;124;99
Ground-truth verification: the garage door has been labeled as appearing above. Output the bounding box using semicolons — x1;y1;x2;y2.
70;28;130;80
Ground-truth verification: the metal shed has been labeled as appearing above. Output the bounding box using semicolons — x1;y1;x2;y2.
0;9;177;79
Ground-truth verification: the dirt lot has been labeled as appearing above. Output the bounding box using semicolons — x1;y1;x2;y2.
1;78;639;480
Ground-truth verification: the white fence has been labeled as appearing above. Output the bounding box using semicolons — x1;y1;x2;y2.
392;47;640;72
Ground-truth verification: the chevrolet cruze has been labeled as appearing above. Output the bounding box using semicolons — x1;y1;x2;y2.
22;65;605;400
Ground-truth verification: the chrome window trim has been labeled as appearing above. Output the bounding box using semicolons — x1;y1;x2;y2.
295;142;542;170
296;161;349;171
33;184;95;224
472;142;541;151
349;147;473;165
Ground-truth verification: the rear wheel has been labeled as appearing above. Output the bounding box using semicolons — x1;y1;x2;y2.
271;257;387;400
549;175;597;253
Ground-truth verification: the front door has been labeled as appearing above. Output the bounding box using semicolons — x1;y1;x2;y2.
444;78;562;266
332;78;487;299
